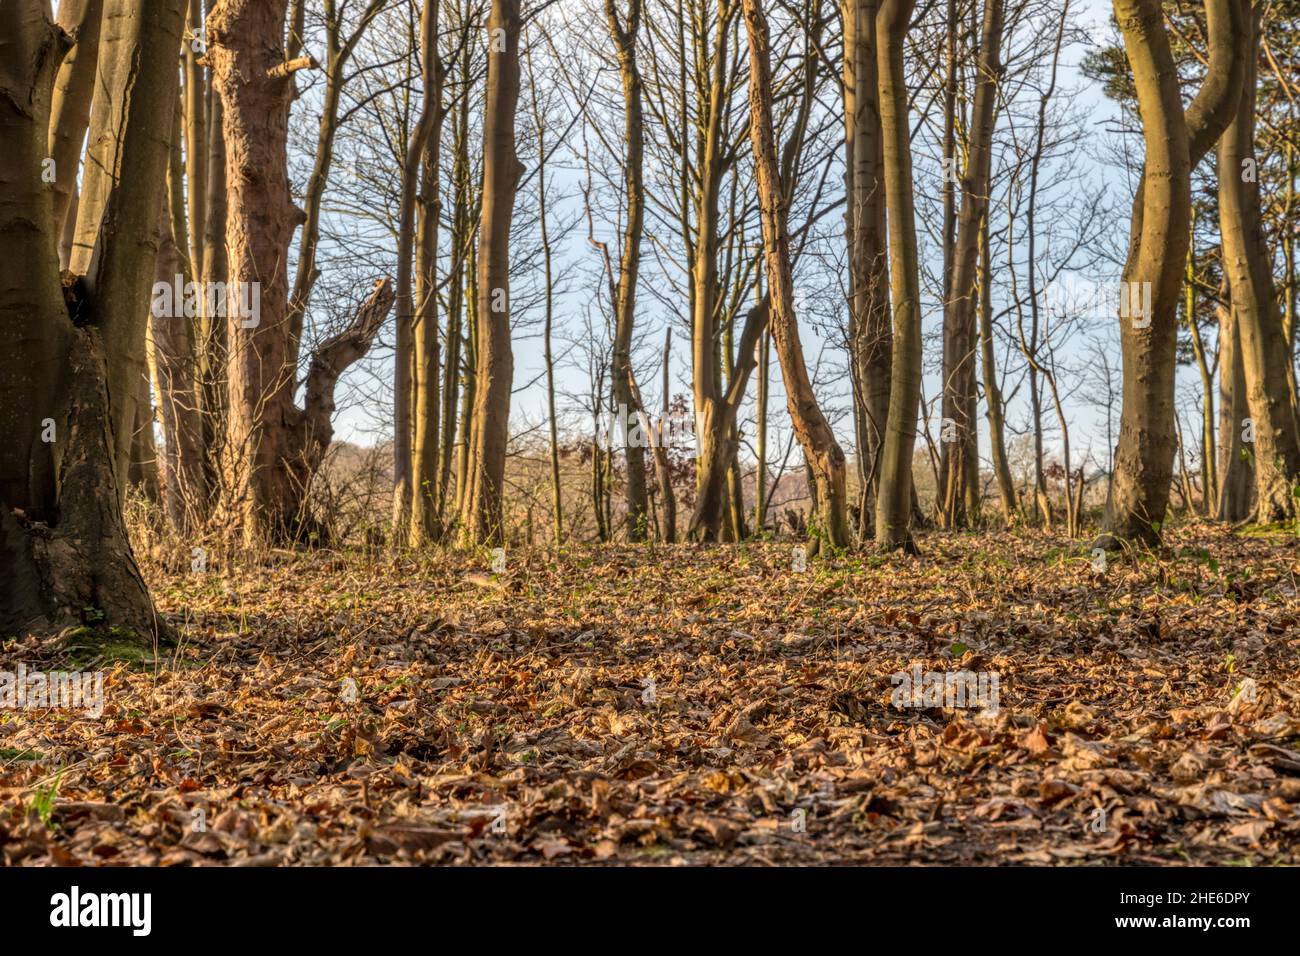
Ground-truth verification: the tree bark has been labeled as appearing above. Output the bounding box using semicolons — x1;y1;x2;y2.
874;0;922;551
1216;292;1254;520
607;0;650;541
150;187;206;533
843;0;891;538
1217;0;1300;523
209;0;302;544
1101;0;1246;547
47;0;103;253
978;211;1016;521
69;0;186;493
1;0;176;646
460;0;524;547
939;0;1002;529
741;0;850;550
394;0;442;546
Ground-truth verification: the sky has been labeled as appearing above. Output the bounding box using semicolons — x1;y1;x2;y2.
328;0;1148;495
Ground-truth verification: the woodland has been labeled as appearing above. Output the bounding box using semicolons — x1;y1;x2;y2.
0;0;1298;867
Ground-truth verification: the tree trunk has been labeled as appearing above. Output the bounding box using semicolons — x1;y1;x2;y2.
607;0;650;541
1;0;178;646
199;79;227;515
939;0;1002;529
686;4;732;543
460;0;523;547
211;0;388;545
1101;0;1246;547
1217;1;1300;523
978;212;1016;521
182;0;206;281
1183;234;1216;515
411;138;445;544
843;0;891;538
1216;293;1254;520
209;0;301;543
69;0;186;494
150;189;206;533
655;328;677;541
47;0;104;251
874;0;922;551
393;0;441;547
741;0;850;551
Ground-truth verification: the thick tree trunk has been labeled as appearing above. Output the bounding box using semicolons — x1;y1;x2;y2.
1217;2;1300;523
1101;0;1246;547
460;0;523;547
209;0;306;544
69;0;186;493
843;0;891;538
1;0;176;646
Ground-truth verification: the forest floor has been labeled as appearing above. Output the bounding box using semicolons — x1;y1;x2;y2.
3;525;1300;866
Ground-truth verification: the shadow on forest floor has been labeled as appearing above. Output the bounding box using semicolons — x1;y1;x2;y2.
3;525;1299;865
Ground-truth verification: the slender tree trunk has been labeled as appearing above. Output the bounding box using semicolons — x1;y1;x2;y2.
412;128;446;545
874;0;922;551
454;263;476;523
393;0;441;546
1184;237;1217;515
199;80;227;515
150;161;206;532
742;0;850;550
182;0;206;281
687;4;732;542
607;0;650;541
128;367;161;505
543;198;563;545
460;0;523;546
940;0;1002;529
439;15;475;526
978;212;1016;521
47;0;104;252
654;328;677;541
1217;292;1254;520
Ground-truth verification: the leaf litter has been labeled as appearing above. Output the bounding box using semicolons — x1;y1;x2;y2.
2;526;1299;865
